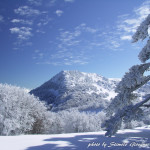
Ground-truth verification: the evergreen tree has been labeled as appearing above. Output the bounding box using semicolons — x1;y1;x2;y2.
105;14;150;137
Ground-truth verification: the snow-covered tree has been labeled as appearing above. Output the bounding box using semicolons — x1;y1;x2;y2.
0;84;52;135
58;109;106;133
105;14;150;137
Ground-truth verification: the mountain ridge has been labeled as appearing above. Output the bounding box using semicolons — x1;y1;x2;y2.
30;70;119;111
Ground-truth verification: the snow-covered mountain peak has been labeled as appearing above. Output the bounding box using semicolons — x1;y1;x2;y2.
30;70;120;111
48;70;105;88
50;70;117;88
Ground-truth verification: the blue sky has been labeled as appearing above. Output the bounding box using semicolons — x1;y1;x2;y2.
0;0;150;89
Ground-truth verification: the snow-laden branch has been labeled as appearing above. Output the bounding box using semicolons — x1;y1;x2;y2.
104;14;150;138
106;63;150;116
138;39;150;63
132;14;150;63
142;104;150;107
116;63;150;93
132;14;150;43
105;94;150;137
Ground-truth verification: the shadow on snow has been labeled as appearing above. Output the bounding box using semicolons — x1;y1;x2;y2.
26;128;150;150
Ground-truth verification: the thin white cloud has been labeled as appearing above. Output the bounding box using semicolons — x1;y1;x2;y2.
37;15;52;26
96;0;150;52
38;53;44;58
30;1;150;66
117;0;150;40
35;24;99;65
120;35;132;41
58;30;81;46
33;50;45;60
0;15;4;22
36;55;88;66
86;27;97;33
11;5;50;48
135;1;150;19
33;23;94;65
28;0;42;6
13;41;33;50
11;19;33;25
34;49;40;53
10;27;32;40
110;40;120;48
75;23;99;34
36;29;45;34
64;0;74;2
55;10;63;17
57;23;99;49
14;6;40;17
48;0;74;6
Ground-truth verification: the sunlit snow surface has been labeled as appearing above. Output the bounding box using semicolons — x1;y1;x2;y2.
0;126;150;150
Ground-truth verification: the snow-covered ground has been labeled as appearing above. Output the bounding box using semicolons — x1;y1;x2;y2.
0;126;150;150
